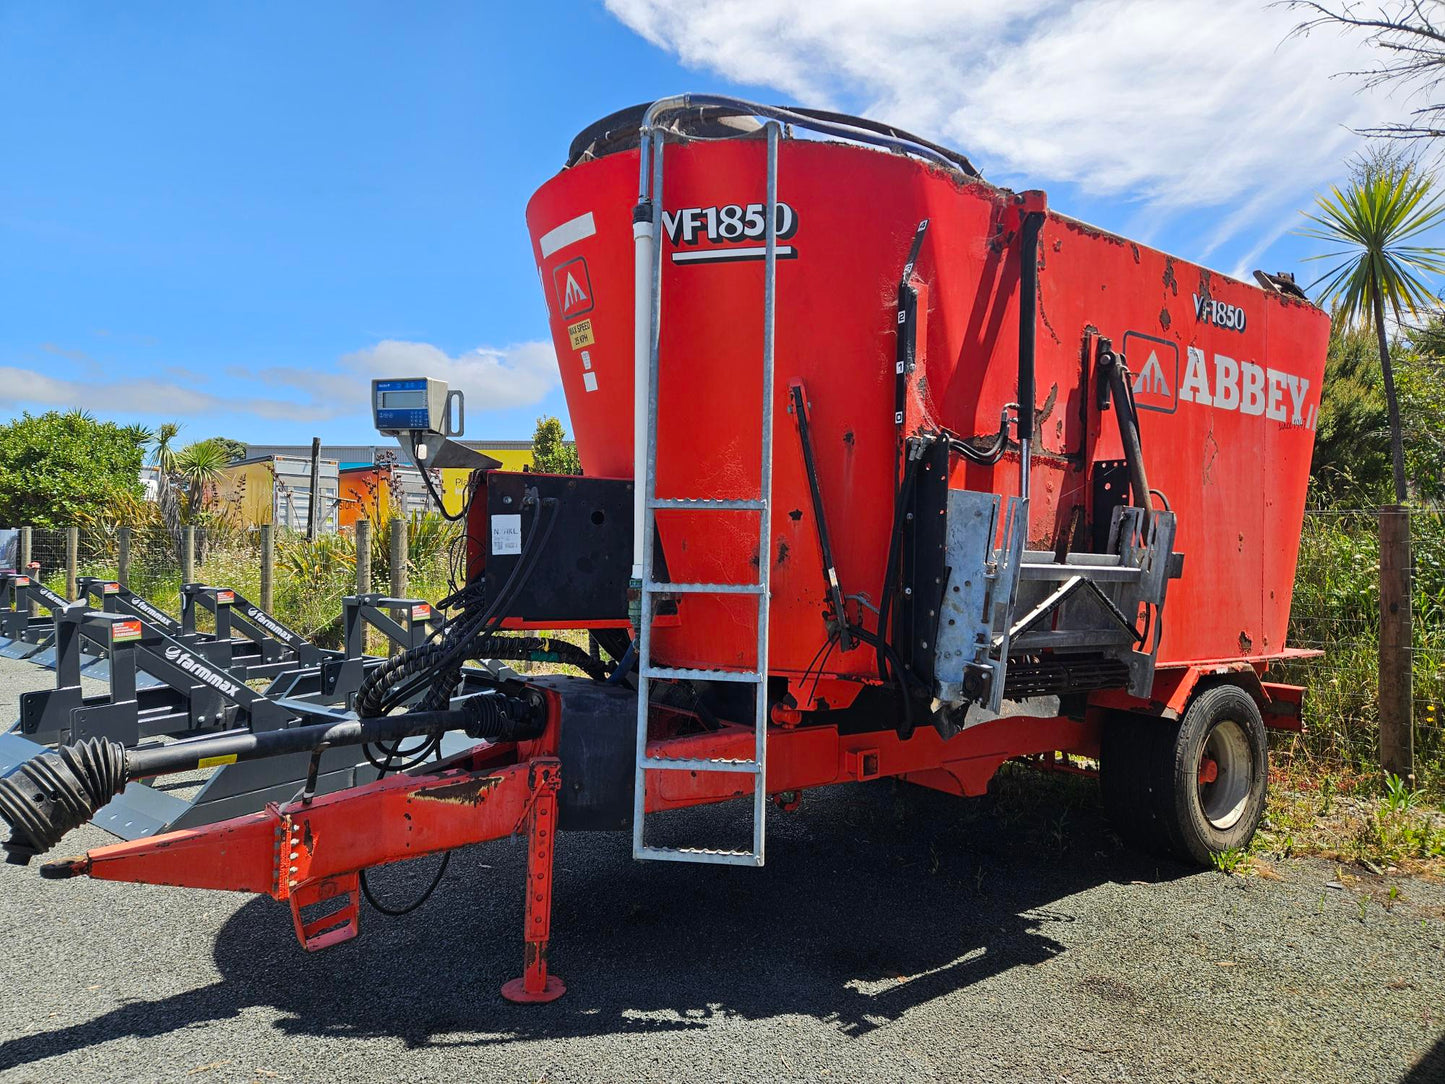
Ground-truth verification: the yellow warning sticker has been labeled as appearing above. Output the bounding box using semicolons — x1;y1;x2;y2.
198;754;238;769
567;318;595;350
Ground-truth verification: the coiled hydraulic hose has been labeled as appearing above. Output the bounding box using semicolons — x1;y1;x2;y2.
355;494;561;724
0;739;126;865
0;691;544;865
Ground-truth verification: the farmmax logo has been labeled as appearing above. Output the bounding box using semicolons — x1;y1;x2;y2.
128;595;173;626
245;605;299;644
163;645;241;698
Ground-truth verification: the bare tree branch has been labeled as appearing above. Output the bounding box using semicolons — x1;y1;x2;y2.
1285;1;1445;140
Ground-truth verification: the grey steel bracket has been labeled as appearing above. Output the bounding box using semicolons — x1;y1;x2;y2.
933;489;1001;706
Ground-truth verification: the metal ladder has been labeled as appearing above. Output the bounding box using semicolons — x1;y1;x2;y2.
632;120;781;867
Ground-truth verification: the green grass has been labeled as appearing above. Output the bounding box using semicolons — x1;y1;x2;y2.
59;520;460;649
1273;508;1445;799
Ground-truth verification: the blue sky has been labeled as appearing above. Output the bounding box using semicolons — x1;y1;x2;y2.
0;1;1412;447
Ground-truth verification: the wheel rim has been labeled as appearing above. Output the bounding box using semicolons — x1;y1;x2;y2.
1197;719;1252;830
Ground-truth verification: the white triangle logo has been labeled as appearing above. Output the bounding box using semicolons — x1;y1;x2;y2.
1134;350;1171;397
563;272;588;310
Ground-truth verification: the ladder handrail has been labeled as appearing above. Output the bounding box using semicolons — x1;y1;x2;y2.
632;120;781;868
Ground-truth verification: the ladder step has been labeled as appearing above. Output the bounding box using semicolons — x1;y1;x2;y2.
645;581;765;596
642;665;764;684
635;845;763;867
638;756;760;774
649;498;766;510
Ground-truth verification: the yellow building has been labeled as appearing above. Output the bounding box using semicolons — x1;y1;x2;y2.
214;454;342;532
240;441;558;525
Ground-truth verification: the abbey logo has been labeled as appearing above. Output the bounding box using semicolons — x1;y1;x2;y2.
1121;332;1179;414
162;644;242;698
1119;330;1317;428
552;256;593;319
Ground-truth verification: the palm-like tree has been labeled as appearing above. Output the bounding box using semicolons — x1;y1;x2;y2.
1301;167;1445;502
175;439;230;520
148;422;184;543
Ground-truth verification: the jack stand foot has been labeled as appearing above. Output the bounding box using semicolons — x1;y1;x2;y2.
503;759;565;1005
501;974;566;1004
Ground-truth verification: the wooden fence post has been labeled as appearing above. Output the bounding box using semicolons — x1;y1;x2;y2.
356;519;372;595
182;525;195;586
65;527;79;600
306;436;322;541
117;527;131;588
389;517;408;599
18;527;32;615
259;524;274;614
1379;505;1414;785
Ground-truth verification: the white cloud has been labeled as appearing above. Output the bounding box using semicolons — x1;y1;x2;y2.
0;366;226;415
251;339;561;420
605;0;1389;248
0;339;561;425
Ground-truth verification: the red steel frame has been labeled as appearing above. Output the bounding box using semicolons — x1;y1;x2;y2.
44;662;1303;1001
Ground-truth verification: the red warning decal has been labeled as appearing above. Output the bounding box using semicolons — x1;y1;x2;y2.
552;256;594;319
216;590;235;604
411;603;432;621
102;582;120;594
1121;331;1178;415
113;619;143;643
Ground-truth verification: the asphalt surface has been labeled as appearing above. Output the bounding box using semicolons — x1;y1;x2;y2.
0;655;1443;1083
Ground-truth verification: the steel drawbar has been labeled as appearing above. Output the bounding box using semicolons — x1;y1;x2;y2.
0;689;545;865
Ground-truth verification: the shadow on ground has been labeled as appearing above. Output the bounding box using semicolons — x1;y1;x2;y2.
0;767;1188;1066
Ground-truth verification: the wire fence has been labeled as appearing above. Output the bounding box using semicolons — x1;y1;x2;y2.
5;505;1444;783
6;517;463;649
1273;505;1444;785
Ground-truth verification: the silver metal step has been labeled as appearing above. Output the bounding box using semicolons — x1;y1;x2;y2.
646;581;766;595
635;845;765;867
640;756;760;773
641;665;764;684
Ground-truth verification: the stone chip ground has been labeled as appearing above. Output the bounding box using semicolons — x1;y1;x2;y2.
0;657;1441;1083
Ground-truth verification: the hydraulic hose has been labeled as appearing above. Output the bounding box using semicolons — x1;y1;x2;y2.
1100;347;1151;508
355;495;560;720
0;739;125;865
0;691;545;865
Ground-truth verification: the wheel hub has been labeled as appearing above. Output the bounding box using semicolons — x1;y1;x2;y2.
1197;719;1251;830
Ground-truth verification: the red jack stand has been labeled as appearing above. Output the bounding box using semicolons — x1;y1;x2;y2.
501;759;566;1003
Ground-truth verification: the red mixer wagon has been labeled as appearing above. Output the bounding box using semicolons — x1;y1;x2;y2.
1;96;1329;1002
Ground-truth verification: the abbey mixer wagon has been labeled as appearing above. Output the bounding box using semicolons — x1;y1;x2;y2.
0;97;1329;1002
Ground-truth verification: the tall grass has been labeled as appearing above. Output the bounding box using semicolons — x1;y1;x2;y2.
29;508;1444;792
1276;507;1445;795
62;515;460;648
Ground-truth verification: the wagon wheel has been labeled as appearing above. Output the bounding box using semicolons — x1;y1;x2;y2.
1100;684;1268;865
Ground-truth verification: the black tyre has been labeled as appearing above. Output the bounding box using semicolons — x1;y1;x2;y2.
1100;711;1159;850
1101;684;1268;865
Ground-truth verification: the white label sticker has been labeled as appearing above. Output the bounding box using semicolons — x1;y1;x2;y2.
583;371;598;392
491;514;522;555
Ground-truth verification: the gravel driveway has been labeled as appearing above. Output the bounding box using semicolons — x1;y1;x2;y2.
0;656;1441;1083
